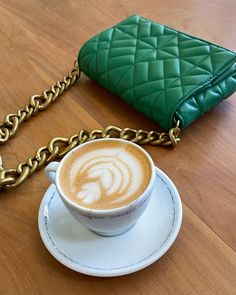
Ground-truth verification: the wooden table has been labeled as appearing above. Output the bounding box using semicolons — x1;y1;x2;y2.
0;0;235;294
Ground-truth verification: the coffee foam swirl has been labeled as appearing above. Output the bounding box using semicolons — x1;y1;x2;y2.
69;147;144;207
59;141;152;210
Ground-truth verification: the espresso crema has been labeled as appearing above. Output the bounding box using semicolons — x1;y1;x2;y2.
59;140;152;210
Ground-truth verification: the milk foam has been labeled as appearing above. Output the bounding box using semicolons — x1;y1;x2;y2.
60;141;152;210
69;147;143;206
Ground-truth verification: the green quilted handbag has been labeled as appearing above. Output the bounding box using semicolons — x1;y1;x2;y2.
78;15;236;131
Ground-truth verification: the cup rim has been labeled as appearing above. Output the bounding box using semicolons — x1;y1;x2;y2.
55;138;155;216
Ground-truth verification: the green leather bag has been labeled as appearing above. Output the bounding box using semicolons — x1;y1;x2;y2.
78;15;236;131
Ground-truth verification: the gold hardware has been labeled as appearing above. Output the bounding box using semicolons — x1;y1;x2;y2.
0;61;181;190
0;61;81;143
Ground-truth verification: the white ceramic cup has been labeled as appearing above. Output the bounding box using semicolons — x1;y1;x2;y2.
45;138;155;237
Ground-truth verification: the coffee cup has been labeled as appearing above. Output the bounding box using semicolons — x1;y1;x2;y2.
45;138;155;236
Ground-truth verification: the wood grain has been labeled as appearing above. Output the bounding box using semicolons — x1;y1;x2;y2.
0;0;235;294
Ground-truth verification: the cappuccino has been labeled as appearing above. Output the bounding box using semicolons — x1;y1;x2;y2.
59;140;152;210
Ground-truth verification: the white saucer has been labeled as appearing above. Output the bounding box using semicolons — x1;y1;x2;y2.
38;167;182;277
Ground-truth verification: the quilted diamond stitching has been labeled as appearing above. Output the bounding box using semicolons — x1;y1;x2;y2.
78;15;236;130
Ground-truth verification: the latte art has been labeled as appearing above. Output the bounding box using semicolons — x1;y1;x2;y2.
71;149;142;206
60;140;152;210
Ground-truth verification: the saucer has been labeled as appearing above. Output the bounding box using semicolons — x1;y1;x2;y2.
38;167;182;277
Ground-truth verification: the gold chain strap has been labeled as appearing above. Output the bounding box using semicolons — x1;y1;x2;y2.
0;62;181;190
0;61;81;143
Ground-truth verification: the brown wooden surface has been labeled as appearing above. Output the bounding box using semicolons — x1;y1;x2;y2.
0;0;235;294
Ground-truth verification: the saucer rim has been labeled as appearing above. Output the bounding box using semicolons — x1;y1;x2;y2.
38;166;182;277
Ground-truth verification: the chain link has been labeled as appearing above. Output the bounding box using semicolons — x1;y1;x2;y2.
0;61;81;143
0;60;181;190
